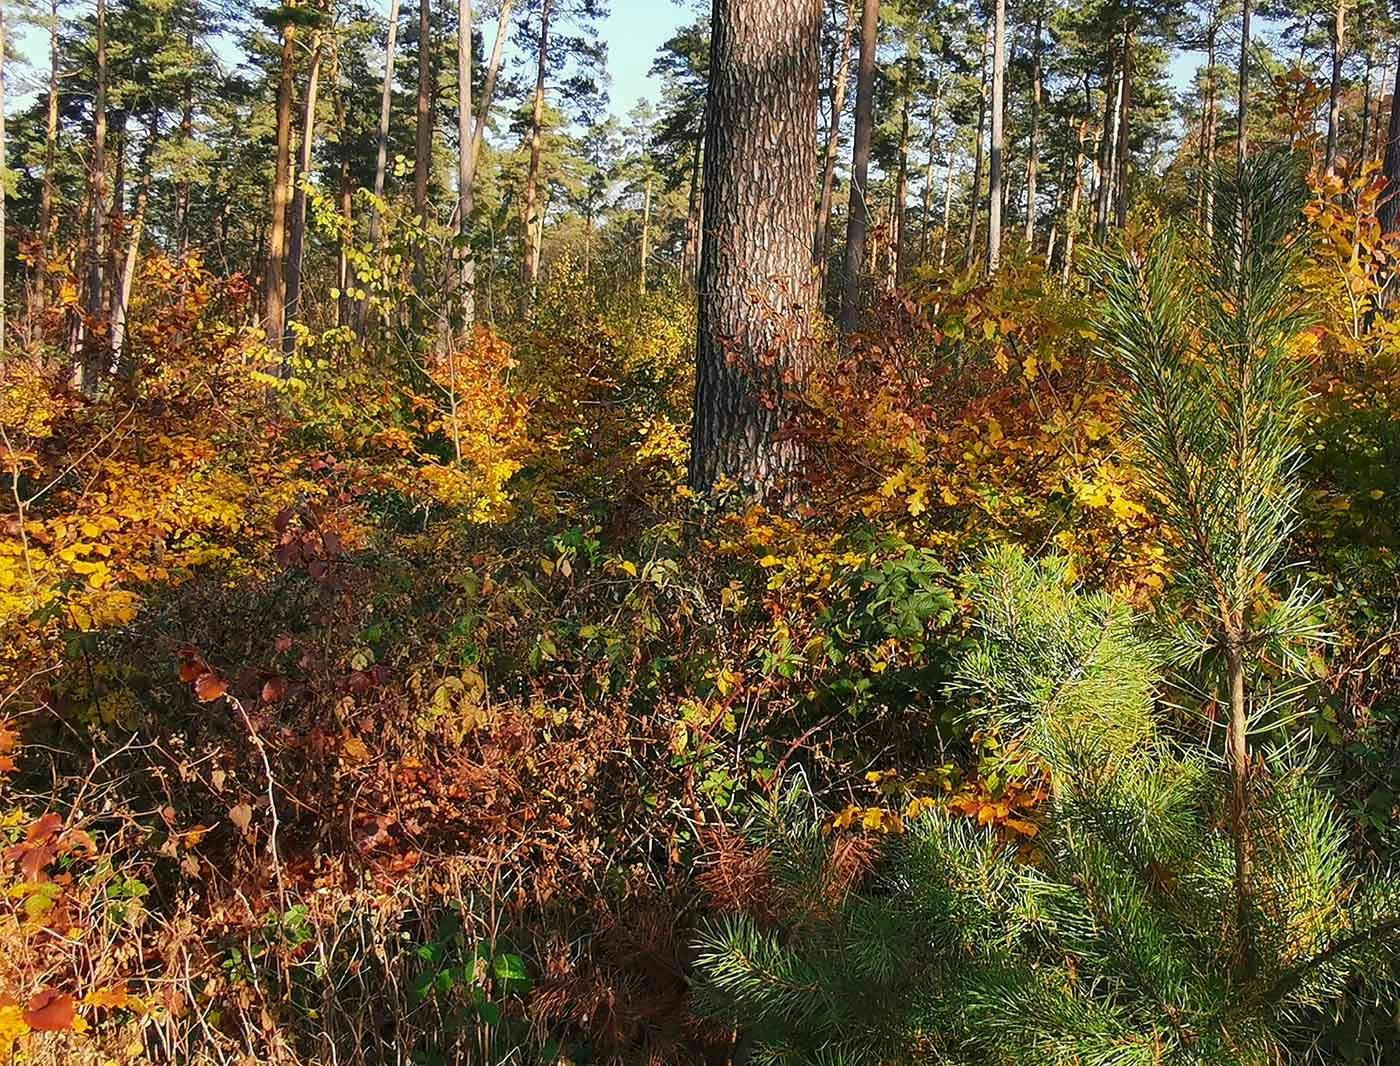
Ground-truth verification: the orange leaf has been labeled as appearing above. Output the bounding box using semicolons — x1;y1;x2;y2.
24;989;75;1031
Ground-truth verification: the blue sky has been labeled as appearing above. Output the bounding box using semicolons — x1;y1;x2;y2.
599;1;694;118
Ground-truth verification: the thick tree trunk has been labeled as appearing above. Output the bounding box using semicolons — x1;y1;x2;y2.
1325;0;1346;174
690;0;821;496
522;0;553;298
840;0;878;331
80;0;109;398
1025;8;1042;246
815;0;857;270
265;16;296;354
987;0;1006;274
284;39;323;357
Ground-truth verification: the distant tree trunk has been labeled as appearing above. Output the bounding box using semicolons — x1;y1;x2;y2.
683;124;704;286
35;0;59;317
108;110;126;317
265;14;296;354
1058;119;1088;281
1325;0;1346;173
80;0;109;399
459;0;515;330
336;89;353;327
284;38;323;357
964;27;990;269
892;73;910;283
522;0;553;299
176;32;195;253
359;0;401;338
938;149;955;268
690;0;821;496
920;80;942;261
112;131;154;374
1025;7;1043;246
1378;44;1400;237
987;0;1005;274
1238;0;1252;162
815;0;857;270
640;176;652;294
413;0;433;292
1360;47;1374;166
839;0;878;331
1114;24;1132;230
1094;62;1119;243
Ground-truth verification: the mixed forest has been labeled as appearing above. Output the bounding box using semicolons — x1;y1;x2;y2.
1;0;1400;1061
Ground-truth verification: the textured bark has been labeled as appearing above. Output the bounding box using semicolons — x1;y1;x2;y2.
265;16;296;353
690;0;821;496
1325;0;1346;173
840;0;878;330
987;0;1005;274
284;40;323;357
522;0;553;296
815;0;857;270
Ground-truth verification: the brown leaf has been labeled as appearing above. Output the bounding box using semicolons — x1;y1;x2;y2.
194;671;228;702
261;676;288;703
229;803;253;833
24;988;75;1031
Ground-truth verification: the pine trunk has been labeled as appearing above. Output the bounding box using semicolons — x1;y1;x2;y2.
36;0;58;317
284;40;323;358
690;0;821;496
265;16;296;354
1025;9;1042;247
964;28;990;269
1114;25;1132;230
522;0;552;298
1378;44;1400;237
1325;0;1346;173
413;0;433;290
987;0;1005;274
815;0;857;270
80;0;109;399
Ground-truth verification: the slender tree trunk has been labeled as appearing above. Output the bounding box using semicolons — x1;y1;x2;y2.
176;32;195;253
80;0;109;399
815;0;857;269
459;0;515;329
1377;44;1400;237
893;73;910;284
1094;63;1120;243
284;38;323;357
683;124;704;286
1025;7;1043;246
1226;642;1254;970
1059;119;1088;282
964;27;990;268
112;143;153;374
938;149;955;268
1360;47;1374;166
358;0;402;338
36;0;59;317
690;0;821;496
336;90;353;327
265;15;296;353
107;110;126;317
640;176;652;294
840;0;879;331
1114;24;1132;230
1238;0;1252;163
920;82;942;261
522;0;553;298
1326;0;1346;173
987;0;1006;274
413;0;433;294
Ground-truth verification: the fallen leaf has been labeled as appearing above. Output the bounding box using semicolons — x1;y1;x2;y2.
24;988;75;1031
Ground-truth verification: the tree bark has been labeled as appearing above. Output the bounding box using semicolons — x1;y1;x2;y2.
987;0;1005;274
265;13;296;355
414;0;433;291
690;0;821;496
522;0;553;298
815;0;857;270
840;0;878;330
1325;0;1346;174
284;38;323;357
1377;43;1400;237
